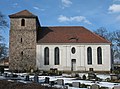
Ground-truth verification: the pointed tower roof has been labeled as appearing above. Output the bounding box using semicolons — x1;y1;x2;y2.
9;10;37;18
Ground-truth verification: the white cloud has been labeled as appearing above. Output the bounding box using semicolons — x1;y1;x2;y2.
33;7;45;11
58;15;70;22
61;0;72;8
58;15;92;24
108;4;120;13
33;7;40;10
113;0;120;2
12;3;19;8
13;3;18;6
40;9;45;11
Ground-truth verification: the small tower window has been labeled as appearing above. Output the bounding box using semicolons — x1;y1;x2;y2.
21;38;22;43
21;19;25;26
21;51;23;55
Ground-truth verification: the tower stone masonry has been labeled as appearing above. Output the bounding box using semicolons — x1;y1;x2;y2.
9;10;40;71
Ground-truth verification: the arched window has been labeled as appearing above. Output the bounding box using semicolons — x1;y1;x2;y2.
44;47;49;65
87;47;92;65
71;47;76;54
54;47;59;65
97;47;102;64
21;19;25;26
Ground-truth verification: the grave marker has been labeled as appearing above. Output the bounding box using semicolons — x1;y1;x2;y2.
113;86;120;89
57;79;64;86
72;82;80;88
91;84;99;89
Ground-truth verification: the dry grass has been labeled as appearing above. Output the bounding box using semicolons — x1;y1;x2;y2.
0;80;58;89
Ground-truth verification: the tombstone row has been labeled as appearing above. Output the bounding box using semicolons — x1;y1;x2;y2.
90;84;120;89
45;78;64;86
25;76;120;89
25;74;39;83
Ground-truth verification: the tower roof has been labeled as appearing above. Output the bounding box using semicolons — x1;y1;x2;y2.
9;10;37;18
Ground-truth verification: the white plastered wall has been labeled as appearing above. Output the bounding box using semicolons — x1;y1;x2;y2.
36;43;111;72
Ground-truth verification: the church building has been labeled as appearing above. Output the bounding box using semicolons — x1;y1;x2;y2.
9;10;111;72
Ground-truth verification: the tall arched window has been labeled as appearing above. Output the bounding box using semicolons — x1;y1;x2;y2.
97;47;102;64
87;47;92;65
44;47;49;65
54;47;59;65
21;19;25;26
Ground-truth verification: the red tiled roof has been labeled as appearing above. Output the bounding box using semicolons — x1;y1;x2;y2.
9;10;37;18
37;26;110;44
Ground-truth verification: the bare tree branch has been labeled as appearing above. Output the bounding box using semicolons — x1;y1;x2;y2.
0;11;8;59
94;27;120;61
0;12;8;30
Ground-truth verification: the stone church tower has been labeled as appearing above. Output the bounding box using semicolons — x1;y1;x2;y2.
9;10;40;71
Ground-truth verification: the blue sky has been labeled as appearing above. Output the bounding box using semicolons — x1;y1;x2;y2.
0;0;120;46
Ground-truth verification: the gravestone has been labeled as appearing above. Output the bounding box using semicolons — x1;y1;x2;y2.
57;79;64;85
118;74;120;79
45;77;49;83
30;69;34;73
72;82;80;88
100;87;109;89
34;74;39;83
64;85;69;89
50;81;55;87
0;66;4;74
71;73;76;77
50;68;58;75
110;74;118;80
113;86;120;89
25;75;29;81
3;73;8;77
90;84;99;89
88;72;96;80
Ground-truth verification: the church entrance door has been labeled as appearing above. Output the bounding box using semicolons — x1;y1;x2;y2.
71;59;76;71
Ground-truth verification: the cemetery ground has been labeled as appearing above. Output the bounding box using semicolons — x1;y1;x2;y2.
0;80;58;89
0;68;120;89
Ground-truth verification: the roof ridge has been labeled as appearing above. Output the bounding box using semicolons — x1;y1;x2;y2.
42;26;83;27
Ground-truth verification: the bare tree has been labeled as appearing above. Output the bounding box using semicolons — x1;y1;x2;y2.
94;27;120;63
0;12;8;29
113;30;120;59
0;11;8;59
94;27;108;39
94;27;114;42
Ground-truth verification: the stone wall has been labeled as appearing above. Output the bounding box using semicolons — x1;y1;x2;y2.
9;18;37;71
10;18;36;30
